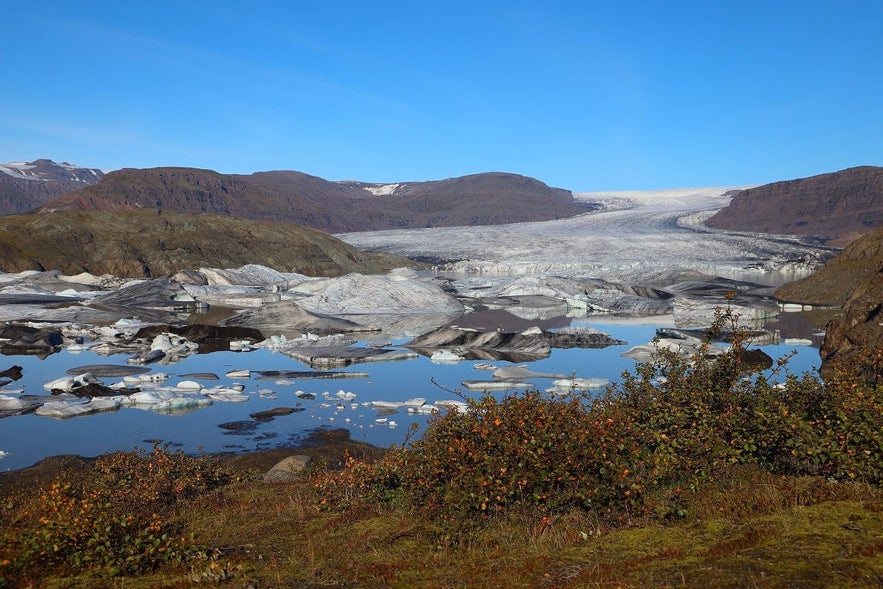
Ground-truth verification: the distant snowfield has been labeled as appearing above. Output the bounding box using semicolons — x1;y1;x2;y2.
338;187;837;286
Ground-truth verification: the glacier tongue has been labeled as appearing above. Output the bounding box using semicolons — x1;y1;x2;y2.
337;187;836;285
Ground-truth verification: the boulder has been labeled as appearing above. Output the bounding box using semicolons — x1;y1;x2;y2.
263;454;312;482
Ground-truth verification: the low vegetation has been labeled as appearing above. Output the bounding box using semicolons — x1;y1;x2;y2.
1;308;881;587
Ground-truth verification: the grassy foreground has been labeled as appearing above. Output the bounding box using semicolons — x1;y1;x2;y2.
1;309;882;587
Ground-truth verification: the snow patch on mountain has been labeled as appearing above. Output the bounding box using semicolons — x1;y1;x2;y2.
364;183;402;196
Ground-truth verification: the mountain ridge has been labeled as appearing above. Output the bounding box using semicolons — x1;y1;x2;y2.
705;166;883;246
33;167;592;232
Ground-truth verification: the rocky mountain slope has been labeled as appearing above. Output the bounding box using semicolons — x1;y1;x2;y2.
774;224;883;375
0;159;104;213
705;166;883;246
36;167;592;232
0;210;416;277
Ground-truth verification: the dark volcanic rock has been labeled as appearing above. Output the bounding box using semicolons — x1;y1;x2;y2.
706;166;883;245
0;330;63;356
0;365;23;381
134;324;265;353
63;382;130;398
250;407;304;422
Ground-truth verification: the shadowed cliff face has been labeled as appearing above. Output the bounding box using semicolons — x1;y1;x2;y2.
0;209;417;278
706;166;883;246
34;167;592;232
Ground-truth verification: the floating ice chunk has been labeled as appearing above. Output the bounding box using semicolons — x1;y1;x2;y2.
225;369;250;379
35;398;120;419
550;377;609;390
204;387;249;402
335;390;356;402
152;397;212;411
44;373;100;392
430;349;464;364
123;372;169;386
229;340;253;351
435;400;470;413
175;380;203;391
783;338;813;346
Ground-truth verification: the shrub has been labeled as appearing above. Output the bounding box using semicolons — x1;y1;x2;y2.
314;306;883;530
0;445;233;582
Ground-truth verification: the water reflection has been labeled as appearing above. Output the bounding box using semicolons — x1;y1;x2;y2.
0;315;822;472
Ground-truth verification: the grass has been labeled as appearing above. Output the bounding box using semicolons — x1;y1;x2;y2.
1;447;882;588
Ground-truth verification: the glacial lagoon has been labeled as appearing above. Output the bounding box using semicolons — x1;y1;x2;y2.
0;315;822;472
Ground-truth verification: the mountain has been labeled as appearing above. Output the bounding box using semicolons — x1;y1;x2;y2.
0;210;417;278
705;166;883;246
0;159;105;213
36;168;592;232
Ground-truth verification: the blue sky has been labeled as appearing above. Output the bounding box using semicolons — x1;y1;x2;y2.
2;1;881;190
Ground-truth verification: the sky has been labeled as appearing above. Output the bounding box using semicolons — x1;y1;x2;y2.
2;1;882;191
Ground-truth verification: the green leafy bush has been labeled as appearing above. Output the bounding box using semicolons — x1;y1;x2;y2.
0;445;233;582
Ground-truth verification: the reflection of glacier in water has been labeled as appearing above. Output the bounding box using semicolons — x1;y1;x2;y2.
0;317;822;472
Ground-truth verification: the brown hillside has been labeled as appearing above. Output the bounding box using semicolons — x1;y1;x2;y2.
0;210;417;278
36;168;592;232
706;166;883;245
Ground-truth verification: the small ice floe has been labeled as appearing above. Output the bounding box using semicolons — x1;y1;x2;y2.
225;369;250;379
123;390;209;412
435;399;470;413
430;349;464;364
35;398;121;419
66;342;93;353
256;388;276;398
374;417;388;424
0;450;8;459
548;378;609;393
175;380;203;392
371;400;403;410
204;387;249;402
229;340;253;351
44;373;100;393
461;380;534;391
335;389;357;402
783;338;813;346
152;396;213;412
0;394;40;415
123;372;169;386
387;420;398;428
406;403;438;414
473;362;498;371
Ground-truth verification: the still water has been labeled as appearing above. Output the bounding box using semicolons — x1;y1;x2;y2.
0;318;822;472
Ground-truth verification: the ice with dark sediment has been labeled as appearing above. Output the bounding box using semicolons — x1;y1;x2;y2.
337;187;836;285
